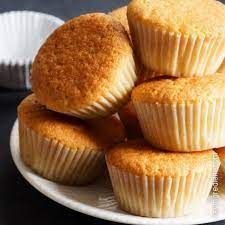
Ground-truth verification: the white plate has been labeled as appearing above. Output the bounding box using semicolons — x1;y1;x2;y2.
10;120;225;225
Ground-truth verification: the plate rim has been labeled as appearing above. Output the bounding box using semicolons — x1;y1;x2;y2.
10;119;225;225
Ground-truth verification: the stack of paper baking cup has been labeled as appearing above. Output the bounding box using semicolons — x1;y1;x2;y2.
0;11;64;90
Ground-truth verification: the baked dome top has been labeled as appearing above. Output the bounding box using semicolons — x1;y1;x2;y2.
32;13;133;112
107;139;219;176
18;94;126;150
128;0;225;36
132;75;225;104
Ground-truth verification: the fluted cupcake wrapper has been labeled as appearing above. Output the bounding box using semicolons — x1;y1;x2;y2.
0;11;64;90
107;163;213;218
19;122;105;185
67;55;137;119
133;100;225;151
0;62;32;90
129;19;225;77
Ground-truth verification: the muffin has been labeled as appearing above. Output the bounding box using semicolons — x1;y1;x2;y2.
109;6;130;36
214;147;225;196
127;0;225;77
18;94;126;185
118;101;143;138
132;75;225;151
106;139;220;218
32;13;137;119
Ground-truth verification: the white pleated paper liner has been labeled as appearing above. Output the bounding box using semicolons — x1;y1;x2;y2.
0;11;64;90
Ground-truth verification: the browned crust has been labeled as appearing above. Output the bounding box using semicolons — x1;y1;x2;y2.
32;13;133;113
128;0;225;36
18;94;126;150
107;139;218;176
132;74;225;104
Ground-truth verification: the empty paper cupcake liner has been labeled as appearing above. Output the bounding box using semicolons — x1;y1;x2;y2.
129;19;225;77
67;54;137;119
0;11;64;90
133;100;225;151
107;163;214;218
19;122;105;185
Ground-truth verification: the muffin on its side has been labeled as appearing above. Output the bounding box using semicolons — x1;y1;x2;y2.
18;94;126;185
32;13;137;119
132;75;225;151
214;147;225;197
106;139;220;218
128;0;225;77
109;6;129;36
118;101;143;138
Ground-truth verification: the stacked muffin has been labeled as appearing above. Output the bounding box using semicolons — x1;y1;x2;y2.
109;0;224;217
18;0;225;219
18;95;126;185
18;13;134;185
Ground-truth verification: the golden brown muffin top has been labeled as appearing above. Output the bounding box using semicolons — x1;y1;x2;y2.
128;0;225;37
109;6;130;34
132;75;225;104
215;147;225;160
18;95;126;151
107;139;219;177
32;13;132;112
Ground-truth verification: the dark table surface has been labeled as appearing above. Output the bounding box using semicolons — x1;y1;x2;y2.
0;1;225;225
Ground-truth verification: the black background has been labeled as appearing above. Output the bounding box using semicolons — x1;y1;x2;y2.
0;1;225;225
